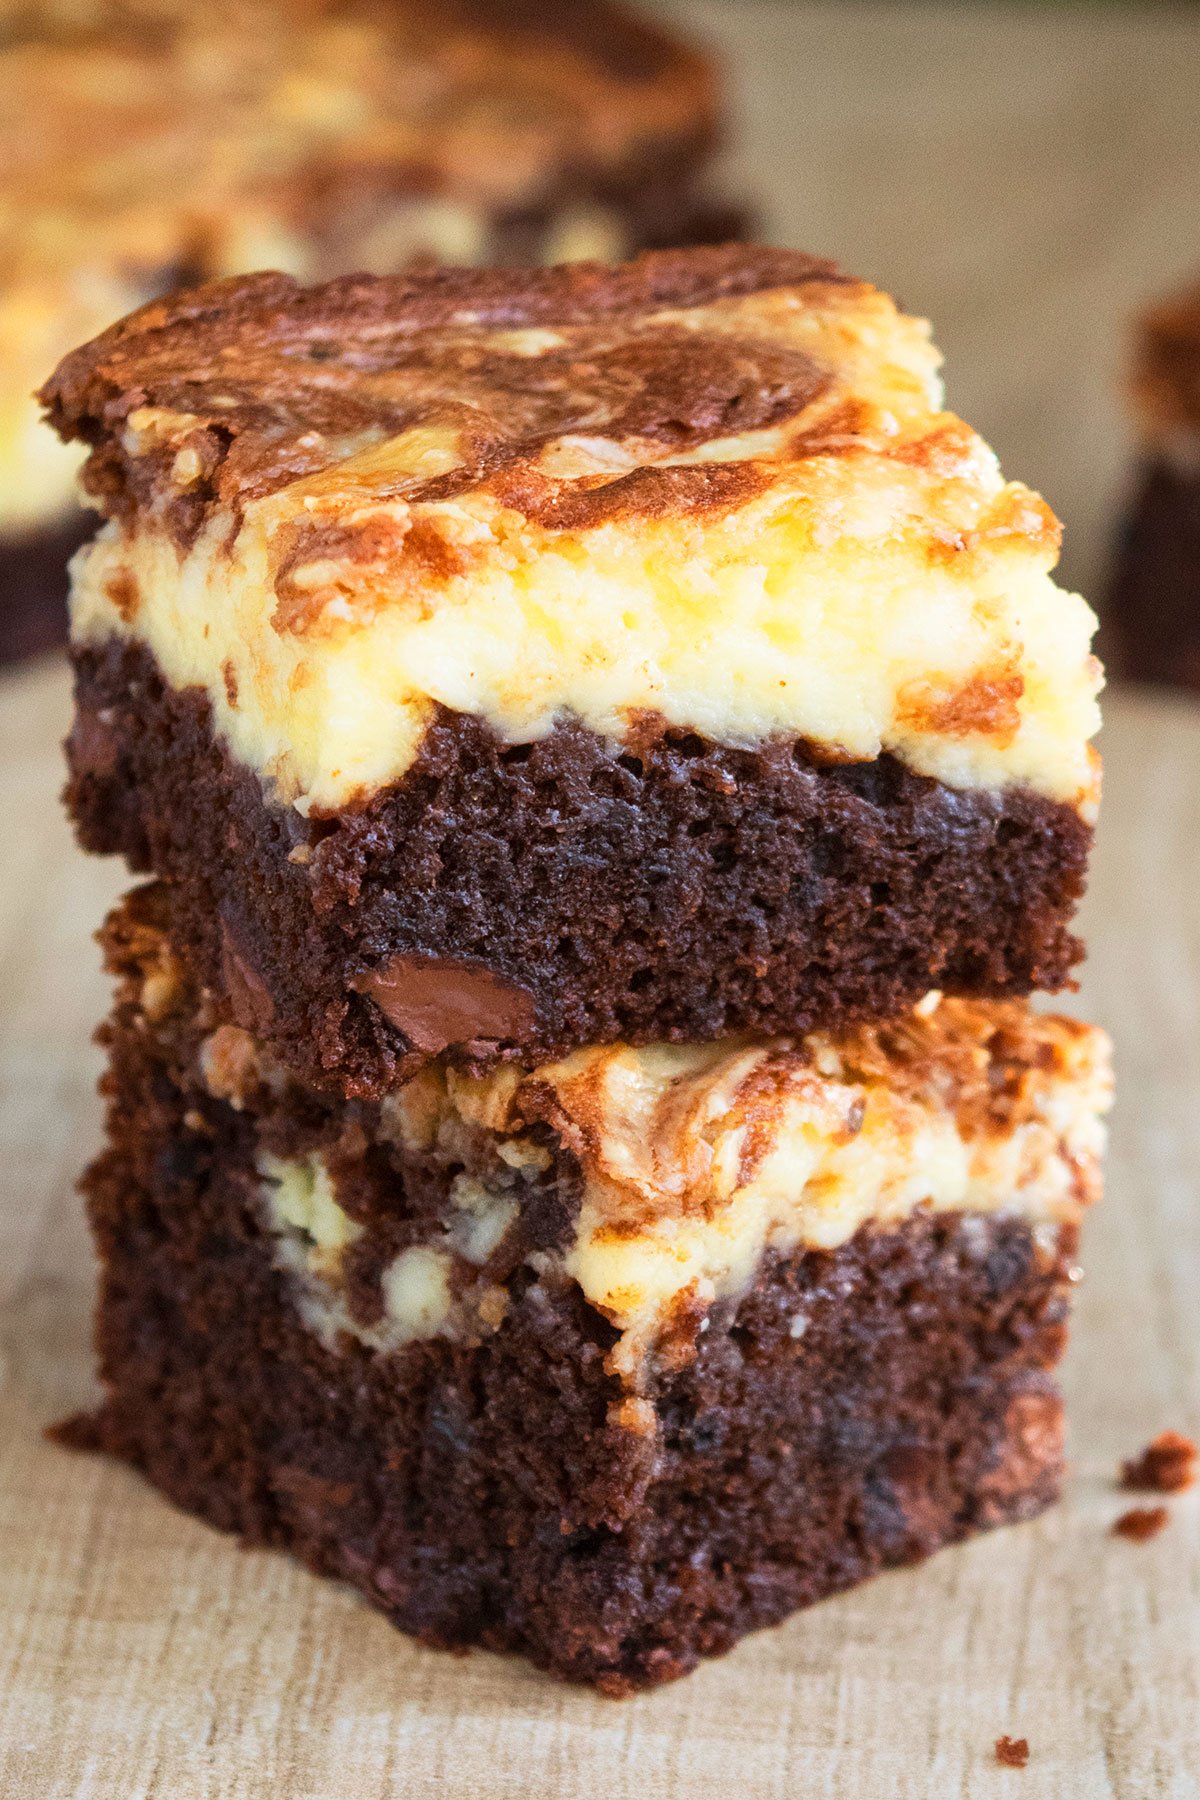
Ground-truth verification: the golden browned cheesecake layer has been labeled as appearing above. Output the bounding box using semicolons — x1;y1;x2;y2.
50;249;1102;812
187;968;1110;1367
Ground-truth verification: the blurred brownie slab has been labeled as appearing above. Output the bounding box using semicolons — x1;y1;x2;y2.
1106;279;1200;690
70;886;1111;1690
0;514;91;663
1;0;735;662
51;248;1103;1093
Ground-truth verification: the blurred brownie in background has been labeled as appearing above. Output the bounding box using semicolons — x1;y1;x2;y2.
1106;279;1200;691
0;0;741;664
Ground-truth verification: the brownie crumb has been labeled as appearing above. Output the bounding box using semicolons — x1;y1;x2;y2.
1120;1430;1198;1494
994;1736;1030;1769
45;1410;104;1453
1112;1505;1169;1542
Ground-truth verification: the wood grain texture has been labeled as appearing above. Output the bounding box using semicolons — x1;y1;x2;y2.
1;655;1197;1799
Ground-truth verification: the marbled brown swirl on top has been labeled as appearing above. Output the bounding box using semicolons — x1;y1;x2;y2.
42;248;849;535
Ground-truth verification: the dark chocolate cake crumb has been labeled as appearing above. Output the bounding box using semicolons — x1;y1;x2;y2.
1120;1430;1198;1494
45;1410;105;1453
994;1736;1030;1770
1112;1505;1169;1543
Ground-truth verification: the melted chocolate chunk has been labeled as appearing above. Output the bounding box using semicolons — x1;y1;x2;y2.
219;919;277;1035
355;954;536;1054
65;705;121;782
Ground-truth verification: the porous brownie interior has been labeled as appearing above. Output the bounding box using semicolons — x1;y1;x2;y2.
67;639;1095;1094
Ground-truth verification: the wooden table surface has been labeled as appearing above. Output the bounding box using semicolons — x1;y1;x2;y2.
0;658;1197;1799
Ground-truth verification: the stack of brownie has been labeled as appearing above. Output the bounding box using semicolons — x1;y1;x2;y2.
46;247;1112;1691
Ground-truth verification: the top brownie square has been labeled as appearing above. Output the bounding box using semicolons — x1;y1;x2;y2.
48;247;1102;1095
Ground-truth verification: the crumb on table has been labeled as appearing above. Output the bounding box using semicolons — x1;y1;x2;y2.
1120;1430;1197;1493
1112;1504;1169;1542
995;1735;1030;1769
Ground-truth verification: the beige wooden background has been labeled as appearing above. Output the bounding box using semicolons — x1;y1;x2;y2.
656;0;1200;599
3;6;1200;1795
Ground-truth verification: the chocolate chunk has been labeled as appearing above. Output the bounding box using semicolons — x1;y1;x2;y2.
67;706;121;782
219;919;276;1035
863;1443;950;1558
356;954;536;1054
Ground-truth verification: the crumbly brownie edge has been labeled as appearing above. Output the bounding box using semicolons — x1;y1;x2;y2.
66;638;1091;1097
1104;457;1200;691
63;979;1077;1691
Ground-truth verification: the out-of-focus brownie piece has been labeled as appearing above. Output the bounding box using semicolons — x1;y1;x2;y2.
0;515;91;662
1;0;741;663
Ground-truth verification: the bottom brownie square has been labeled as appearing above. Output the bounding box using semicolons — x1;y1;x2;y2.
64;887;1111;1691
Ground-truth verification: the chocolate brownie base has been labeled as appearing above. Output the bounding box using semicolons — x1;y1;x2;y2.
1105;457;1200;691
65;939;1077;1689
67;638;1091;1097
0;515;91;664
